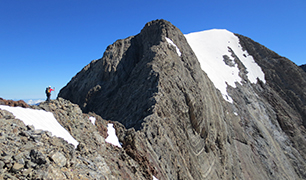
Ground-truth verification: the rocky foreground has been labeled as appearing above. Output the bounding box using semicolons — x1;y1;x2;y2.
0;98;158;179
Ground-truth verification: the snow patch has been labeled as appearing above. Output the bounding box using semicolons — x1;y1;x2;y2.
89;116;96;125
153;175;159;180
0;105;79;148
105;123;122;148
166;37;181;56
185;29;265;103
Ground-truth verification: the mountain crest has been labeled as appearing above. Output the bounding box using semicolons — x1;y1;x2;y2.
59;19;198;129
58;19;306;179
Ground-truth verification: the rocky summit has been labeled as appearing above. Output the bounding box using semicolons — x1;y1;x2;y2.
1;19;305;179
58;19;306;179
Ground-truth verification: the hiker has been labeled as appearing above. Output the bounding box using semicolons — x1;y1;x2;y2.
45;86;55;102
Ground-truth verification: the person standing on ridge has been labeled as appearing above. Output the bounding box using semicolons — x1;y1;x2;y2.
45;86;55;102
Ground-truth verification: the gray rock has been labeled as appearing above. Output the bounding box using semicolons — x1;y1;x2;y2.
50;151;67;167
25;160;36;169
29;149;47;166
13;153;25;165
11;163;24;172
22;168;33;177
0;160;5;169
26;125;35;131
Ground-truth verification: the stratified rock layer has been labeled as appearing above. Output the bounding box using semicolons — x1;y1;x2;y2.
55;19;305;179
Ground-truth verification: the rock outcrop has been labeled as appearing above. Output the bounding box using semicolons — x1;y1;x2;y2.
0;98;29;108
59;19;306;179
0;98;158;179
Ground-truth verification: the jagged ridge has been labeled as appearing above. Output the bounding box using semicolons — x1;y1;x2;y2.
58;19;306;179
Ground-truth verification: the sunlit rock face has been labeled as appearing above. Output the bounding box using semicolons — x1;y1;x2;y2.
59;19;306;179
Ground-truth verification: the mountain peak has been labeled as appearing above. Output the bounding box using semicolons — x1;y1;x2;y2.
58;19;192;130
58;20;306;179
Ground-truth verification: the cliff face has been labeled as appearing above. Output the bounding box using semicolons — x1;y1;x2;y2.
54;19;306;179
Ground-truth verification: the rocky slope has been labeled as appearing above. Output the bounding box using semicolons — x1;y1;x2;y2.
0;98;161;179
59;19;306;179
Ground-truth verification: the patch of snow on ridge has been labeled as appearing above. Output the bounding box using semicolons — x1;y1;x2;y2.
89;116;96;125
185;29;265;103
166;37;181;56
153;175;159;180
105;123;122;148
0;105;79;148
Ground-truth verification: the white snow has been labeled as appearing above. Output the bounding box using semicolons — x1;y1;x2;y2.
166;37;181;56
153;175;159;180
0;105;79;148
185;29;265;103
27;99;44;105
105;123;122;148
89;116;96;125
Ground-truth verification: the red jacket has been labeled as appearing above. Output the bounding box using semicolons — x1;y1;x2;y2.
47;88;54;93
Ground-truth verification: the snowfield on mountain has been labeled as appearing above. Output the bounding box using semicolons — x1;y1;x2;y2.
185;29;266;103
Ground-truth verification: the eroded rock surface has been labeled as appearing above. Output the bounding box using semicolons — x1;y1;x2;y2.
59;20;306;179
0;98;158;179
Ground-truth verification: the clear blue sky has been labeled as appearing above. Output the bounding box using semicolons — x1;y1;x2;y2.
1;0;305;100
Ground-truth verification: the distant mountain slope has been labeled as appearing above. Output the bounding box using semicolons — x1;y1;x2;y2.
58;19;306;179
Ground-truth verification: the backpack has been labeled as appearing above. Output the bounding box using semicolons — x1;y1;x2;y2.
46;87;50;94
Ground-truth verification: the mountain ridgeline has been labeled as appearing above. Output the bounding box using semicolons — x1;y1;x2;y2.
58;19;306;179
